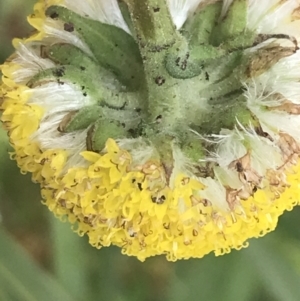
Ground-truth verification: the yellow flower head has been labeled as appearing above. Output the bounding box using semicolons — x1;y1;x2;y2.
1;0;300;261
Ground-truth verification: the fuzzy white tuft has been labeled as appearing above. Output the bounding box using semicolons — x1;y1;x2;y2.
220;0;234;19
197;177;230;211
171;145;197;184
29;82;92;163
207;129;247;167
28;82;92;113
245;92;300;144
167;0;204;29
63;129;90;170
213;166;243;190
116;138;156;166
265;52;300;104
12;42;55;83
247;0;300;35
31;109;87;150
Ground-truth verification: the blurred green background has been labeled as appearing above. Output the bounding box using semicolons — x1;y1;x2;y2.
1;1;300;300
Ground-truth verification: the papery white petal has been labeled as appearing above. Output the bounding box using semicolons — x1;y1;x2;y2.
12;42;55;83
220;0;234;18
248;133;282;174
247;53;300;106
117;138;156;165
28;83;91;113
214;166;242;190
250;106;300;142
247;0;300;35
198;177;230;211
209;129;247;167
246;75;300;142
167;0;204;28
29;83;91;160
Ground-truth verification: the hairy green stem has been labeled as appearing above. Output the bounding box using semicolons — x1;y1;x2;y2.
125;0;186;131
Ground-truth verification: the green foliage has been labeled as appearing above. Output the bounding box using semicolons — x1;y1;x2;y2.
0;228;75;301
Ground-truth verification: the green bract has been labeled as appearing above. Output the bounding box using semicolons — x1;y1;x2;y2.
27;0;296;172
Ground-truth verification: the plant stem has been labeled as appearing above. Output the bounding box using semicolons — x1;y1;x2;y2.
125;0;186;130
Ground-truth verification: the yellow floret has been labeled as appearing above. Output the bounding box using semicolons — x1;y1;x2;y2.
1;0;299;261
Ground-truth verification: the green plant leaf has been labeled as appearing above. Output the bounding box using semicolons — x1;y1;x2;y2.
168;250;260;301
50;215;87;301
0;227;76;301
245;236;300;301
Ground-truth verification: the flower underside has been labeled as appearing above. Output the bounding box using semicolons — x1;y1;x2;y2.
1;0;300;261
